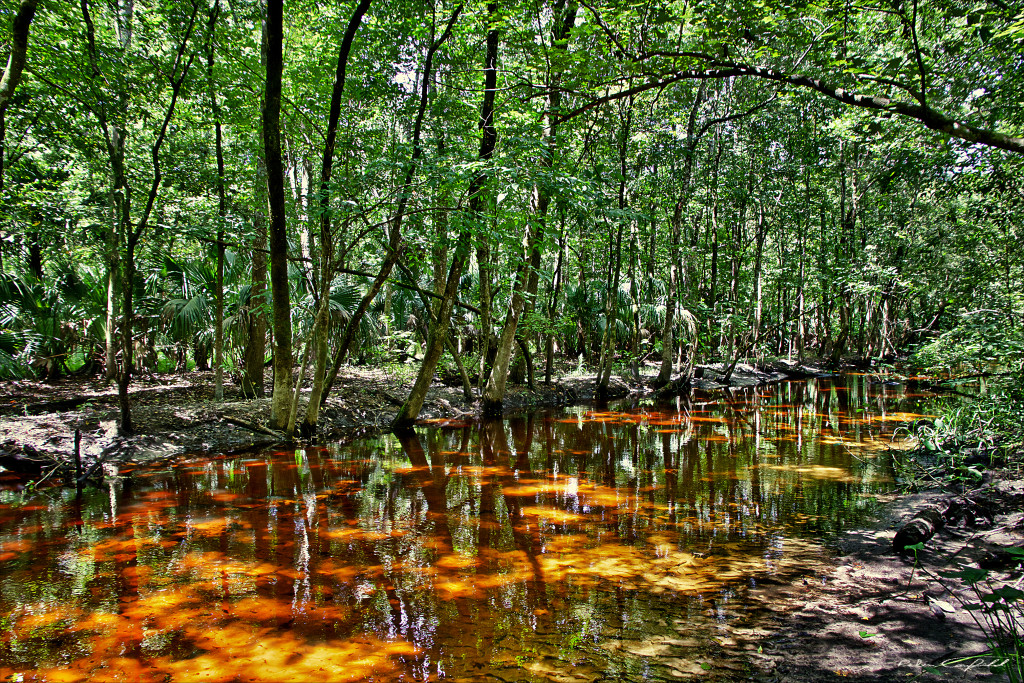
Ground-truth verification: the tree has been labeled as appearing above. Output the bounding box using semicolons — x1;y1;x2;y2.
0;0;39;197
299;0;372;436
0;0;1019;427
479;0;576;414
262;0;293;431
393;0;499;430
64;0;200;433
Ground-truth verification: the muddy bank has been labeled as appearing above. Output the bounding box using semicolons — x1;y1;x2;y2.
0;357;883;480
745;473;1024;682
0;366;597;477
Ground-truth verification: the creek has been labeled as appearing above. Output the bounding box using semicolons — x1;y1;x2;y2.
0;374;936;682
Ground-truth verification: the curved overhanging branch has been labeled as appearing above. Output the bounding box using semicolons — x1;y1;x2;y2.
555;58;1024;155
743;64;1024;154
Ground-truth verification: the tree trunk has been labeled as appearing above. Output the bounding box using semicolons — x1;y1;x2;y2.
481;6;578;408
206;0;227;401
829;142;857;368
0;0;39;119
476;240;493;386
596;96;632;398
82;0;196;433
116;235;136;433
481;232;531;414
627;214;640;380
796;216;807;361
520;0;576;392
433;135;451;317
81;0;127;386
752;199;766;348
263;0;294;431
655;201;682;387
104;241;118;382
242;158;268;398
596;220;624;395
393;0;498;430
655;85;704;386
319;4;462;407
116;21;195;433
544;218;565;384
397;259;476;402
300;0;372;436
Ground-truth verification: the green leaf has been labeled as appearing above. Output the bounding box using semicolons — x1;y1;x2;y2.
859;631;877;638
941;568;988;584
984;586;1024;602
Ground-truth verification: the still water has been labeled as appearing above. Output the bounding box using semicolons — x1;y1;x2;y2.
0;375;934;682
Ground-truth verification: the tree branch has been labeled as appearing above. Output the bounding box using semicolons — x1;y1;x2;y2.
0;0;39;114
553;58;1024;155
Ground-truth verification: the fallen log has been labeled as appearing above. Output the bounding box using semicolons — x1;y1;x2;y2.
767;361;829;379
893;505;949;553
221;415;286;439
0;448;50;475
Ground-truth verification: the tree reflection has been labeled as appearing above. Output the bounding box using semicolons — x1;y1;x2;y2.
0;375;935;681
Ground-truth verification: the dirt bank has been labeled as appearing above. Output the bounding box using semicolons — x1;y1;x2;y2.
0;365;624;478
0;359;823;474
745;473;1024;682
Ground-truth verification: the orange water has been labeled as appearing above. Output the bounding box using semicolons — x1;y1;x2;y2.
0;375;934;681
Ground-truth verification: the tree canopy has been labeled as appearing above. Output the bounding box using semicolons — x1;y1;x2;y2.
0;0;1021;431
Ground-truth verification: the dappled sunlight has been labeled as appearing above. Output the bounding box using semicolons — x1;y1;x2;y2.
0;374;938;681
864;411;936;423
818;434;902;455
887;436;920;451
648;418;688;426
500;480;565;498
417;419;474;429
323;526;406;543
518;506;588;524
163;631;422;683
759;464;862;482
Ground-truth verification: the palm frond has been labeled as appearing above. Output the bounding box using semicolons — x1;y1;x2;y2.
678;308;698;339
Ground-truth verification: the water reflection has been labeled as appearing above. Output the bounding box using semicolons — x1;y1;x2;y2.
0;375;933;681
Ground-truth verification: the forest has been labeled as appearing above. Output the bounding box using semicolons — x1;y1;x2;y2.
2;1;1024;679
0;0;1022;436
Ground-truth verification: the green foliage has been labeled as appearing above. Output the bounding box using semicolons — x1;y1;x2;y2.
0;0;1020;388
938;565;1024;682
914;377;1024;469
0;265;107;379
912;310;1024;374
